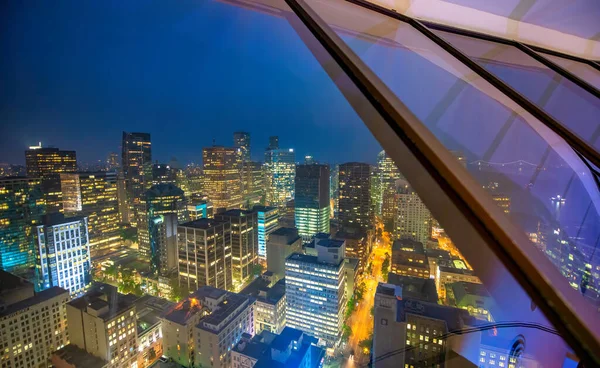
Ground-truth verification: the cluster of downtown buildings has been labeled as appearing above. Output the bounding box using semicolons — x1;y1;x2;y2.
0;130;582;368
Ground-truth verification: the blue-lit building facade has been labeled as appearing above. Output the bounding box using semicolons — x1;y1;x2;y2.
35;214;91;295
295;164;330;242
285;239;346;350
253;205;280;260
0;177;46;278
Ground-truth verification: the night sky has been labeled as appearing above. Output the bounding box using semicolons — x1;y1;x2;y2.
0;0;381;166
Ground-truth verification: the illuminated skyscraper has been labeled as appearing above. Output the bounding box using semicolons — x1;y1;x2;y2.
35;213;91;295
265;147;295;208
25;144;77;213
294;164;330;241
242;161;265;208
252;205;279;259
60;172;121;255
394;187;432;244
177;218;233;291
106;152;119;171
285;239;346;349
338;162;371;232
0;177;46;277
378;150;402;228
138;183;188;269
151;163;178;186
233;131;251;162
202;146;243;210
149;213;178;276
121;131;152;225
215;209;258;290
330;164;339;219
268;136;279;150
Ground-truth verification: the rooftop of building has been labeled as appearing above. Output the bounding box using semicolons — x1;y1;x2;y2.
252;205;277;213
425;248;452;259
271;227;300;237
41;212;84;227
334;229;366;240
215;208;255;218
1;286;68;318
134;295;175;335
68;283;137;321
438;265;475;275
239;277;285;306
392;238;425;254
286;252;343;268
146;183;184;197
397;298;477;331
197;292;252;333
0;270;31;295
386;274;439;303
179;218;229;230
449;281;491;299
52;344;107;368
317;238;344;248
391;258;430;269
162;287;229;325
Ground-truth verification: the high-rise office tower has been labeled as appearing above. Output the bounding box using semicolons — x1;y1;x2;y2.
121;132;152;225
202;146;243;210
242;161;265;208
106;152;119;171
252;205;280;259
66;284;138;367
338;162;372;232
370;165;381;217
265;146;295;209
285;239;346;349
151;163;178;186
148;213;178;276
268;136;279;150
394;187;432;244
138;183;188;269
178;218;233;291
0;177;45;278
35;214;91;295
378;150;402;227
294;164;330;241
0;271;69;368
304;155;315;164
330;164;339;219
215;209;258;290
60;171;121;255
233;131;251;162
25;144;77;213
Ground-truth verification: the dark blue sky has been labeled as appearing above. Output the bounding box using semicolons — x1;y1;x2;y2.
0;0;381;165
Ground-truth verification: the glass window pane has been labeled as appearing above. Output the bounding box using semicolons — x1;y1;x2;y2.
304;0;600;331
538;52;600;90
432;29;600;151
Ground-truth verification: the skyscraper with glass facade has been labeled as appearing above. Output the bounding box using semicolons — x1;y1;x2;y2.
35;214;91;295
0;177;46;278
202;146;243;210
60;171;120;255
265;147;295;209
233;131;251;162
252;205;279;259
121;131;152;225
294;164;330;241
25;145;77;213
338;162;371;232
378;150;402;228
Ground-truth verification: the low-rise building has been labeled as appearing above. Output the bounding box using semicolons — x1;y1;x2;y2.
436;263;481;300
0;273;70;368
391;239;430;279
161;286;255;368
134;295;175;368
51;344;108;368
240;276;286;334
232;327;324;368
446;281;494;322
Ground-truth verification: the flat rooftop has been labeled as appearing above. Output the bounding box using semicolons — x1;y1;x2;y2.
239;278;285;305
317;238;344;248
392;238;425;254
68;283;137;321
52;344;107;368
387;274;439;303
179;218;228;230
252;205;277;213
216;209;253;217
0;286;68;318
198;293;251;333
450;281;490;298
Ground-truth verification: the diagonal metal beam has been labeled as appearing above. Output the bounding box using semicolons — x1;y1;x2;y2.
283;0;600;365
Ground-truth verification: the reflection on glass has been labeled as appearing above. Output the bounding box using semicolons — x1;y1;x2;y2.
302;0;600;364
432;30;600;151
539;52;600;90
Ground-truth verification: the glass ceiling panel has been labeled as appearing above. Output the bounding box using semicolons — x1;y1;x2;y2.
303;0;600;316
539;52;600;90
433;30;600;152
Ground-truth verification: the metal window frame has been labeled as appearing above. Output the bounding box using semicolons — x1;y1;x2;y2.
283;0;600;366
